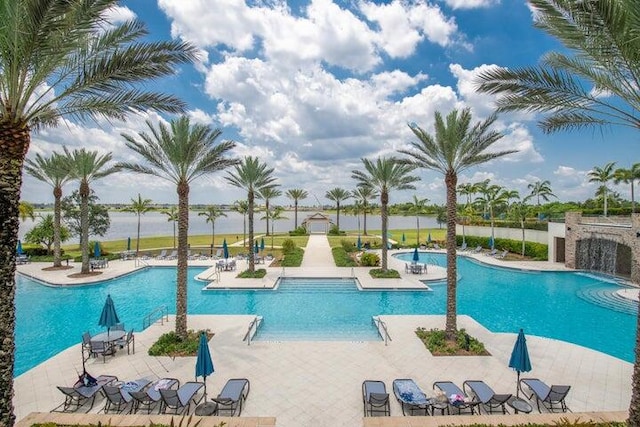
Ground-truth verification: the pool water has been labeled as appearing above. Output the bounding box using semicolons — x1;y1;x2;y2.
15;255;637;376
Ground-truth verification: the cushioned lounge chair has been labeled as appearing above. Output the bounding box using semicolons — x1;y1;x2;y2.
103;379;151;414
519;378;571;413
392;379;430;416
485;248;498;256
362;380;390;417
472;246;482;253
211;378;251;416
156;250;167;260
495;249;508;259
51;374;118;413
131;378;180;414
160;381;204;415
463;380;512;414
433;381;479;414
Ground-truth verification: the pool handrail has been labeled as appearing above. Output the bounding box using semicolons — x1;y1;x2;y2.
142;305;169;330
373;317;392;346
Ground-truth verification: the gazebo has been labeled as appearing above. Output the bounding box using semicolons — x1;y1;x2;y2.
301;213;333;234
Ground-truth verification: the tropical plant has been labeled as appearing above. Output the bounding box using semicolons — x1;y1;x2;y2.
527;180;556;206
24;152;73;267
475;184;512;248
65;148;119;273
119;116;237;338
351;186;378;235
400;108;513;338
265;206;287;249
325;188;351;232
408;195;429;245
588;162;616;216
457;182;475;206
508;200;531;256
471;179;491;218
162;207;179;249
258;186;282;236
24;214;70;255
18;201;36;222
352;158;418;271
198;205;227;248
0;1;196;420
124;194;153;255
457;204;475;246
285;188;308;229
232;200;249;248
226;157;277;272
60;190;111;244
614;164;640;213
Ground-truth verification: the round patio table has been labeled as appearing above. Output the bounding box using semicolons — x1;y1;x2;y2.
91;330;125;344
195;401;218;416
508;398;533;414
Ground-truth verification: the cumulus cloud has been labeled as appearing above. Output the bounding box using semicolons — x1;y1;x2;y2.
441;0;500;9
104;5;136;23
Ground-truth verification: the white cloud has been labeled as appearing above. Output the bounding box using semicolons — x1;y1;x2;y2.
104;6;136;23
490;123;544;163
441;0;500;9
553;165;592;201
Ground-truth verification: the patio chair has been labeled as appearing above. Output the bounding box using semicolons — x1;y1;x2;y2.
362;380;390;417
519;378;571;413
116;329;135;354
89;340;114;362
211;378;251;416
214;248;223;259
472;245;482;253
433;381;479;414
131;378;180;414
103;379;151;414
433;243;441;250
113;323;125;331
167;250;178;260
156;250;167;260
485;248;498;256
458;242;468;251
51;374;118;413
495;249;508;259
160;381;204;415
463;380;512;414
392;379;430;416
81;331;92;352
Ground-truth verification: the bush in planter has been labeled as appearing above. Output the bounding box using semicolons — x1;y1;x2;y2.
341;239;358;253
289;226;308;236
360;252;379;266
328;225;345;236
281;238;296;254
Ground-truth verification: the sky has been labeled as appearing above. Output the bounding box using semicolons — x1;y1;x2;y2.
20;0;640;207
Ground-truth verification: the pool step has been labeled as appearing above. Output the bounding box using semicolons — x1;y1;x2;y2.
277;278;359;293
576;286;637;315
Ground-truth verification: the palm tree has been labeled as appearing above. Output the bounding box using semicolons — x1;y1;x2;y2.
258;186;282;236
226;157;277;273
509;200;531;256
18;202;36;222
162;207;179;249
124;194;153;255
0;1;196;418
407;195;429;246
65;148;119;274
528;180;556;206
232;200;249;248
325;188;351;232
614;164;640;213
262;206;287;249
475;184;511;248
199;205;227;249
471;179;491;219
400;108;513;338
119;116;237;338
352;158;418;270
352;186;378;235
24;152;73;267
588;162;617;217
285;188;308;229
457;183;475;206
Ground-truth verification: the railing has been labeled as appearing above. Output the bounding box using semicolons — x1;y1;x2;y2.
142;305;169;330
135;257;150;268
202;268;220;283
372;316;392;346
242;316;262;346
281;267;285;277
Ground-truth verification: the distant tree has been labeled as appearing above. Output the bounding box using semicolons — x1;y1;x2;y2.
199;205;227;247
614;164;640;213
457;183;474;206
258;186;282;236
509;201;532;256
475;185;511;248
285;188;308;229
325;188;351;231
435;205;447;229
18;202;35;222
162;207;179;249
232;200;249;248
588;162;617;216
262;206;287;249
351;186;378;235
408;195;429;245
24;214;70;255
527;180;556;206
60;190;110;244
124;194;153;254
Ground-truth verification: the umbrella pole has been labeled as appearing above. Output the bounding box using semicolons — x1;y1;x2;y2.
516;371;520;397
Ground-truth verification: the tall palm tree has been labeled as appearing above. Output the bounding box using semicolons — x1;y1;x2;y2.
18;201;36;222
352;186;378;235
258;186;282;236
457;183;475;206
0;1;196;419
407;195;429;246
226;157;277;273
285;188;308;229
614;164;640;213
471;179;491;219
509;200;531;256
124;194;153;255
232;200;249;247
588;162;617;217
262;206;287;249
24;152;74;267
119;116;237;338
400;108;513;338
352;158;418;270
325;188;351;231
475;184;511;248
162;207;179;249
65;148;119;274
199;205;227;249
527;180;556;206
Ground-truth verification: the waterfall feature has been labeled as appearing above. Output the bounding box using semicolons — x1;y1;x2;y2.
575;238;619;276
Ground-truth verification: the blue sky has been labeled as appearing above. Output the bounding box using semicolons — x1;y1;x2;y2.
22;0;639;207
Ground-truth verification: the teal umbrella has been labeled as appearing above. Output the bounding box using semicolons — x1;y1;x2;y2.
93;241;101;258
412;247;419;262
222;239;229;259
509;329;532;397
260;237;265;252
357;235;362;250
401;233;406;244
16;240;23;255
427;233;431;243
127;237;131;251
489;236;495;250
254;240;259;254
195;332;214;397
98;294;120;336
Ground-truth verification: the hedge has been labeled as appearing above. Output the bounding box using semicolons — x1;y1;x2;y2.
456;235;548;260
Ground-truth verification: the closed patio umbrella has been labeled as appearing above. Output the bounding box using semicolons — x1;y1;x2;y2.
489;236;495;250
412;247;419;262
260;237;265;252
98;294;120;336
509;329;532;397
254;240;259;254
195;332;214;397
16;240;23;255
223;239;229;259
357;235;362;251
427;233;431;244
127;237;131;251
401;233;406;244
94;241;101;258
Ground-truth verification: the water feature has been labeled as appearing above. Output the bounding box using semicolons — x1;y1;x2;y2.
576;238;620;276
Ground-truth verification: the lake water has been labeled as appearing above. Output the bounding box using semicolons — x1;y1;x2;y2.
18;211;440;242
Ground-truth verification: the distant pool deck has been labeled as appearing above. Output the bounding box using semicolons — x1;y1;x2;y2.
13;236;634;426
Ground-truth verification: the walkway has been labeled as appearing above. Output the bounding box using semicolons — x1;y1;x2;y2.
300;234;334;267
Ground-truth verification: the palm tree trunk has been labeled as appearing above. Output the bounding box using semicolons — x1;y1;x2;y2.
604;188;608;217
248;191;255;272
381;192;388;271
53;186;63;267
0;123;29;427
211;222;215;247
136;213;141;255
521;220;526;256
173;221;176;249
632;183;636;214
243;214;247;249
630;302;640;425
363;209;368;235
265;199;270;236
416;216;420;246
445;171;458;339
294;200;298;229
490;207;495;249
175;181;189;338
80;180;90;274
336;203;340;231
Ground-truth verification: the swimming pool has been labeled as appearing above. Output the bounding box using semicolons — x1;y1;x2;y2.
15;255;637;376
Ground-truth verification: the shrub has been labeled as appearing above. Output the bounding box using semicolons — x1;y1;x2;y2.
289;226;308;236
281;247;304;267
281;238;296;254
148;329;212;357
237;268;267;278
332;247;357;267
369;268;400;278
23;246;51;256
328;225;345;235
341;239;357;253
455;235;548;260
415;328;490;356
359;252;379;267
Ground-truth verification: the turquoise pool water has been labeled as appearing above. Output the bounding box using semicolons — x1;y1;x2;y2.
15;254;637;376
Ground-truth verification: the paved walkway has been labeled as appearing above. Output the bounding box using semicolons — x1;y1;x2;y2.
14;235;633;426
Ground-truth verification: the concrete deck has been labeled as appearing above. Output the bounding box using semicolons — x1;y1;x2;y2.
14;235;634;426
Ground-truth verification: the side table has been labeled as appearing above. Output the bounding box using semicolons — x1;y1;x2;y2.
194;401;218;416
508;397;533;414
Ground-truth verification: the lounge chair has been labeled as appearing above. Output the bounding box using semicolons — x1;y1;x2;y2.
462;380;512;414
362;380;390;416
51;374;118;413
519;378;571;413
433;381;479;414
103;379;151;413
131;378;180;414
211;378;251;416
472;245;482;253
156;250;167;260
485;248;498;256
392;379;430;416
495;249;508;259
160;381;204;415
433;243;441;250
214;249;223;259
167;250;178;260
458;242;468;251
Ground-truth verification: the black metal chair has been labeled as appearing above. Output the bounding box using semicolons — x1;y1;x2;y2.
116;329;135;354
211;378;251;416
160;381;204;415
131;378;180;414
519;378;571;413
51;375;118;413
89;340;114;362
463;380;512;414
362;380;390;416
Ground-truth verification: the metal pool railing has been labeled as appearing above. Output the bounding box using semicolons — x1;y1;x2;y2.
243;315;263;345
372;316;392;346
142;305;169;330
